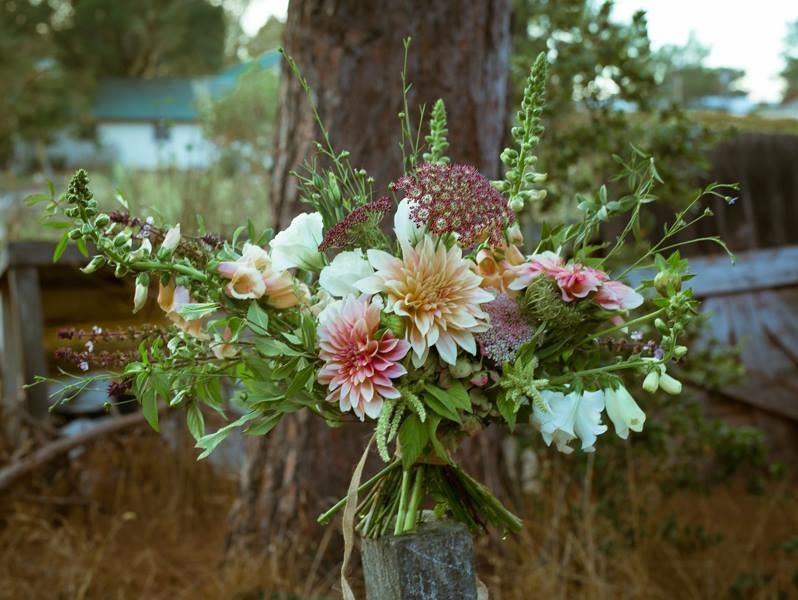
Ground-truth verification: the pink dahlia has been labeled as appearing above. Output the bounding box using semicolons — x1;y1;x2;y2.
317;295;410;420
554;264;607;302
508;251;565;291
594;280;644;310
393;163;514;248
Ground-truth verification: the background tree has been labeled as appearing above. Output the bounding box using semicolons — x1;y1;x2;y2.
53;0;227;78
229;0;512;551
781;19;798;103
268;0;511;228
0;0;84;166
510;0;722;221
657;34;746;105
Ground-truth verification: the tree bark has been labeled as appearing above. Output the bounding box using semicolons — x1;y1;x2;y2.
229;0;512;554
270;0;512;228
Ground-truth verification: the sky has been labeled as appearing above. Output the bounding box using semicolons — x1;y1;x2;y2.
241;0;797;103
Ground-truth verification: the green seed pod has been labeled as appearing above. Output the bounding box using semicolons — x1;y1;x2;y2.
380;312;405;338
94;214;111;228
113;232;128;247
68;228;83;240
81;255;106;274
654;270;682;296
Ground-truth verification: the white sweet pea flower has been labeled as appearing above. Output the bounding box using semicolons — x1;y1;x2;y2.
603;385;646;439
319;249;374;297
269;212;324;271
394;198;425;250
533;389;608;453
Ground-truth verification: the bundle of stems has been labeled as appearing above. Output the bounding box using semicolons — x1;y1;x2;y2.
318;460;522;539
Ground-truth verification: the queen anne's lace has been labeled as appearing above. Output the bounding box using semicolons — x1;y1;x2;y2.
394;163;514;248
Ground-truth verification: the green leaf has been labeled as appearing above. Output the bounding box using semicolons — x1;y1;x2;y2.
424;384;466;421
423;391;461;424
425;415;450;463
445;381;472;413
398;413;429;469
24;193;50;206
246;302;270;335
186;401;205;440
195;411;258;459
244;413;282;436
141;388;160;432
497;394;519;430
176;302;219;320
114;188;128;210
52;233;69;262
75;238;89;257
284;364;314;398
255;338;303;357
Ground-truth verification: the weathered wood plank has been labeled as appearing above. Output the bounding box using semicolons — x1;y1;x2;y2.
9;267;50;419
5;241;88;270
1;276;23;442
687;245;798;297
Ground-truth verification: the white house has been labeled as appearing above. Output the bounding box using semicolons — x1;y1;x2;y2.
45;52;280;171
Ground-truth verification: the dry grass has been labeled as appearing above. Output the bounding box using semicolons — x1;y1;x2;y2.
0;423;796;600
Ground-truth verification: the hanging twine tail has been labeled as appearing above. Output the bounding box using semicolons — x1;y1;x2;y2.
341;435;374;600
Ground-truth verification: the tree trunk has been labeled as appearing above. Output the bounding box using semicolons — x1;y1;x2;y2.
270;0;511;228
228;0;512;554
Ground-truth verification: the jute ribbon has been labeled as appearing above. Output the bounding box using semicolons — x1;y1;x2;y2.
340;435;374;600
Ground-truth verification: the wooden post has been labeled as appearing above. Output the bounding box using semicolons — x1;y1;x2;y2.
8;267;49;420
1;275;23;443
361;520;478;600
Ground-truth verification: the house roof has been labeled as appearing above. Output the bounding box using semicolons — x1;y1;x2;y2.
93;50;280;122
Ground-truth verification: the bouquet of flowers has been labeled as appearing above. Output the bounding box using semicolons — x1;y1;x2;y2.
40;50;732;541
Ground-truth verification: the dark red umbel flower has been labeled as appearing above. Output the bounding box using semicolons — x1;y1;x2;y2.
319;197;393;252
393;163;514;248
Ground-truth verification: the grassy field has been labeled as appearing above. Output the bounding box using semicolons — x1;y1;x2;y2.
1;420;795;600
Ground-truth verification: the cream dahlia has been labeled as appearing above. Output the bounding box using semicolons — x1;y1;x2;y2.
317;295;410;420
357;235;493;366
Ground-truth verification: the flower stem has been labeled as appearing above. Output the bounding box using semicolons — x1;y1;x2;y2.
317;460;400;524
403;465;425;532
394;468;412;536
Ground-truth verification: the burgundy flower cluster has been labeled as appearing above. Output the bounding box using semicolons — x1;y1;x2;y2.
394;163;514;248
58;324;166;342
318;197;393;252
54;347;139;371
476;293;535;364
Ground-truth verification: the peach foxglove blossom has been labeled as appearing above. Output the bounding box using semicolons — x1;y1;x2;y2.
269;212;324;271
218;242;305;308
532;389;608;453
226;264;267;299
265;272;309;309
212;328;238;360
160;224;181;253
157;278;210;340
554;263;605;302
317;295;410;420
475;244;525;294
319;249;373;297
357;235;493;366
508;251;564;291
595;280;644;310
603;385;645;439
